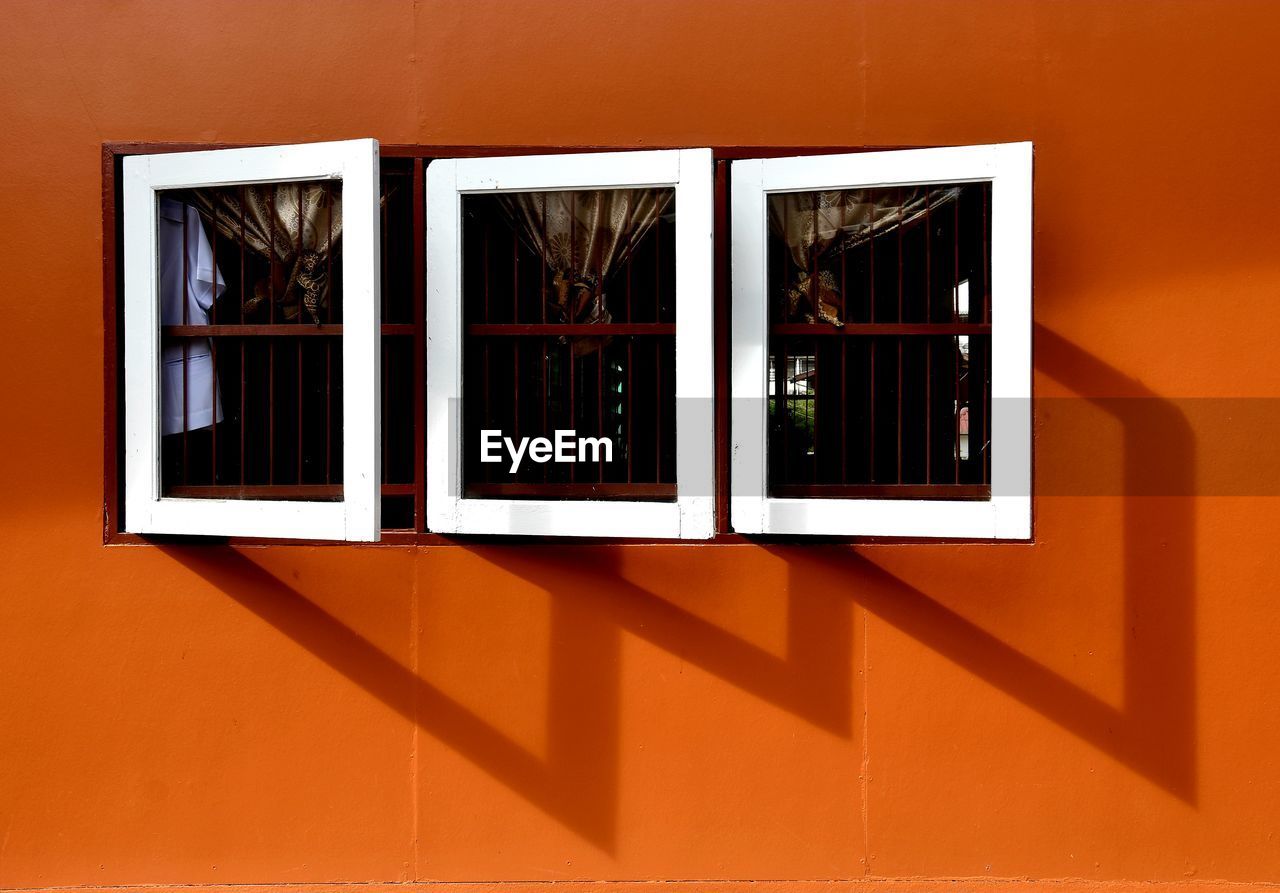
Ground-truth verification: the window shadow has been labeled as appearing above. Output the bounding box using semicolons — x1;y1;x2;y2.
154;545;622;848
774;325;1195;803
158;323;1195;860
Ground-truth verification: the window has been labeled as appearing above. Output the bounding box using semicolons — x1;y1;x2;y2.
730;143;1032;538
426;149;715;538
122;140;383;540
108;141;1031;544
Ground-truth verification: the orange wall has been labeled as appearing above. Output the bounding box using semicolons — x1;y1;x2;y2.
2;1;1280;888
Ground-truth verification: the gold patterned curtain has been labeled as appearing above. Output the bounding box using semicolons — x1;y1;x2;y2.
192;183;342;325
769;186;961;324
499;189;672;356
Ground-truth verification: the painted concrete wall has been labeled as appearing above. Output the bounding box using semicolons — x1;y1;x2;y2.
1;1;1278;888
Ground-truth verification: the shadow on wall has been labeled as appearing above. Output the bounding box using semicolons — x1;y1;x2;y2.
160;324;1196;852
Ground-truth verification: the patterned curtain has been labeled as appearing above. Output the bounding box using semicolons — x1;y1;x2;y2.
769;186;961;324
499;189;672;356
192;183;342;325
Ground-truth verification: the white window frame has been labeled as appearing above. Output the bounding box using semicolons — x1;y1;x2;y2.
123;139;382;541
426;149;715;539
730;142;1032;539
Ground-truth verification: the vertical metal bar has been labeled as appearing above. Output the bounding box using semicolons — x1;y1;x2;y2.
869;196;876;323
298;340;305;482
984;339;990;484
210;344;218;485
779;338;788;486
238;186;246;322
840;338;847;484
983;184;990;324
654;213;661;321
954;197;962;483
239;186;247;486
268;188;275;485
568;343;575;483
926;339;932;484
839;225;847;484
897;187;904;324
209;202;217;485
655;338;662;482
812;342;819;484
482;341;490;479
181;204;189;484
623;195;633;323
326;180;334;485
869;339;876;482
925;188;932;324
326;180;334;325
954;195;961;324
268;341;275;484
810;202;819;485
512;180;522;452
381;180;389;321
626;338;633;483
810;198;819;317
325;339;332;484
541;336;548;483
569;193;577;484
297;188;304;482
896;188;903;484
840;222;847;324
896;340;902;485
982;184;991;482
540;196;547;325
381;346;388;484
597;346;604;481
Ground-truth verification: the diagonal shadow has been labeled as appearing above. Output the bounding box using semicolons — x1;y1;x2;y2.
161;539;855;851
470;546;855;738
769;324;1196;801
156;545;622;848
161;323;1195;859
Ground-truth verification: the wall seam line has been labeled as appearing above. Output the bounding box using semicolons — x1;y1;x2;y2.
861;607;871;876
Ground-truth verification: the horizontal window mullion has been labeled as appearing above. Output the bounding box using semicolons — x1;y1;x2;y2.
466;323;676;337
162;324;344;337
161;323;417;337
768;323;990;337
165;482;415;499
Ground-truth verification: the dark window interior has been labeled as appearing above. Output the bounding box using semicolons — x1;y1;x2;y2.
154;160;421;528
157;179;347;502
766;182;992;499
460;189;678;501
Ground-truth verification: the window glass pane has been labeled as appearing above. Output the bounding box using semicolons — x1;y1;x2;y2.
766;182;992;498
156;181;345;500
460;188;676;501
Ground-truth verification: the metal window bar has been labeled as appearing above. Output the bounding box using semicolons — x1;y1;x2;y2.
157;168;423;529
459;190;677;502
766;182;993;501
